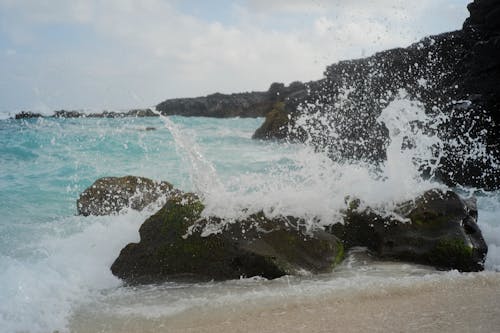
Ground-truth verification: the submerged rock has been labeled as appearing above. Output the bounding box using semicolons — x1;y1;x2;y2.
77;176;174;216
111;192;344;284
330;189;487;272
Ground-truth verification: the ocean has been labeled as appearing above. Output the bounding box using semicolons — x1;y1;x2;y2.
0;101;499;332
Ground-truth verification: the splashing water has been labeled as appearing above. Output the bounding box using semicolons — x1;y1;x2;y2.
152;109;225;198
198;93;445;229
375;92;444;187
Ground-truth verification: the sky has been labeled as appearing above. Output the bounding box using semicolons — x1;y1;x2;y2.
0;0;470;114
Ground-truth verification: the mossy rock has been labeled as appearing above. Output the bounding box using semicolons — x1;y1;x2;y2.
111;193;343;284
252;102;290;140
77;176;175;216
329;189;487;272
211;213;344;275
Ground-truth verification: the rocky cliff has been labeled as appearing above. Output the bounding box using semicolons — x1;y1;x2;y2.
13;82;306;120
253;0;500;190
155;82;306;118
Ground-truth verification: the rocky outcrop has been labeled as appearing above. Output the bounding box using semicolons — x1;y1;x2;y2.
111;192;344;284
77;176;175;216
330;189;488;272
463;0;500;112
252;102;290;139
109;185;487;284
155;82;306;118
52;108;159;118
253;0;500;190
13;109;158;119
14;111;43;119
13;82;306;120
52;110;83;118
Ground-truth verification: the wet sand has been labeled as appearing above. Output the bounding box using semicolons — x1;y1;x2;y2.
71;272;500;333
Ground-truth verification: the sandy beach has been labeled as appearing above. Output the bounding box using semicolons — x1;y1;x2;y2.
70;271;500;333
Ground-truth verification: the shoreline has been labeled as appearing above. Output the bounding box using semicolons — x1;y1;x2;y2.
70;271;500;333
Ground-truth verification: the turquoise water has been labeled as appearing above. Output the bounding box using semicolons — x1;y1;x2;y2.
0;115;499;332
0;116;300;332
0;116;287;250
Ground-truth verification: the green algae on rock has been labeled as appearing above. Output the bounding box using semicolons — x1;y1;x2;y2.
111;192;344;284
252;102;290;140
330;189;487;272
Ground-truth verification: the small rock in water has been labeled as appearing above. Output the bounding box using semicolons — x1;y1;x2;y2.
77;176;175;216
14;111;42;119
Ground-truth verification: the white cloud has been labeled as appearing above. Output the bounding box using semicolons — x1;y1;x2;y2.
0;0;470;111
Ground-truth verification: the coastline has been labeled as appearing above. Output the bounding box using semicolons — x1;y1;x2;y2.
70;271;500;333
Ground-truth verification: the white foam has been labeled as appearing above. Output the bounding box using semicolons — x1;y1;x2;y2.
0;208;155;333
199;94;443;228
68;253;500;328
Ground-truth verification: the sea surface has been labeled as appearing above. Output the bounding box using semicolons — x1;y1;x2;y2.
0;105;499;332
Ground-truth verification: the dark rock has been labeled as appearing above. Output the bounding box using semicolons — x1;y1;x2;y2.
77;176;175;216
53;110;83;118
267;82;286;102
14;111;43;119
252;102;290;139
253;1;500;190
256;31;471;162
125;109;159;117
89;111;121;118
111;192;344;284
155;82;306;118
51;108;157;119
329;189;487;272
110;187;487;284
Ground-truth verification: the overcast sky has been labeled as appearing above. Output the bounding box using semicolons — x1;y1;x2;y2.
0;0;470;114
